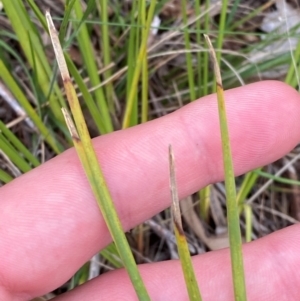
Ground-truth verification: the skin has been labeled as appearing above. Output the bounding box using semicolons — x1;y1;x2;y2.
0;80;300;301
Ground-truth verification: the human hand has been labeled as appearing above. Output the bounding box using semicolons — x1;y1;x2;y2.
1;81;300;301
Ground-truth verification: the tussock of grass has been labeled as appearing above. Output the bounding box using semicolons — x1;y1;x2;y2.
0;0;300;299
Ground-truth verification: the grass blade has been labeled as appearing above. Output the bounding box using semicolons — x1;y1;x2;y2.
0;120;40;167
141;0;149;123
229;1;275;31
0;169;13;183
65;0;97;48
204;34;247;301
0;60;62;154
244;204;252;243
3;0;67;121
254;169;300;186
65;55;106;133
46;12;150;300
100;243;123;269
236;170;260;206
169;145;202;301
25;0;47;30
0;134;32;173
202;0;210;96
125;0;139;127
73;0;113;134
181;0;195;101
122;0;156;129
98;0;115;113
194;0;202;99
59;0;77;43
285;38;300;88
216;0;228;64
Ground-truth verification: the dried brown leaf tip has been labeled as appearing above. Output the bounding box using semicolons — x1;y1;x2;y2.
45;11;70;81
168;145;184;233
204;34;223;89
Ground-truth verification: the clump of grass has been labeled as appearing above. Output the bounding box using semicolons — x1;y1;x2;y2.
1;1;300;299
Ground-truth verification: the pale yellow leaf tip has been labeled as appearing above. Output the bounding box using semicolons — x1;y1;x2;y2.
45;10;69;81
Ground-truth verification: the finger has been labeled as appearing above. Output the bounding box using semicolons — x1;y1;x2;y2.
0;81;299;300
51;224;300;301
